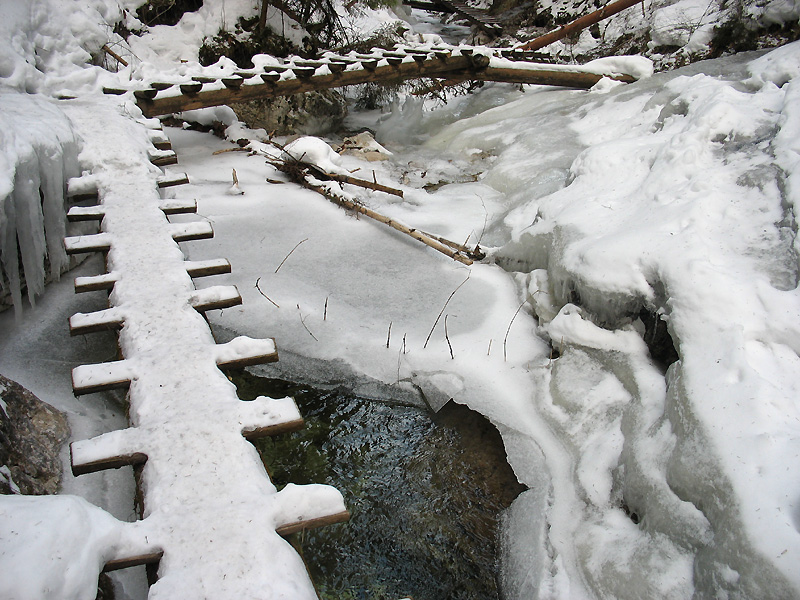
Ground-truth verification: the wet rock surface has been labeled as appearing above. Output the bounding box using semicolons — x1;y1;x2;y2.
0;374;70;495
231;90;347;137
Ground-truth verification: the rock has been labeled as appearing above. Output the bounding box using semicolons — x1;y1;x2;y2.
0;374;70;495
337;131;393;162
230;90;347;137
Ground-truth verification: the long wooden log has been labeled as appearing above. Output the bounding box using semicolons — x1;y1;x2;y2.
138;54;487;117
518;0;645;51
442;65;635;87
298;175;475;265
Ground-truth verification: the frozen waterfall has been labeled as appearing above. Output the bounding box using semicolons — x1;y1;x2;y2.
0;89;79;315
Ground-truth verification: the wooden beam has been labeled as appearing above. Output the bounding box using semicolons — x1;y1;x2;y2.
69;307;124;336
103;551;163;573
276;510;351;537
169;221;214;242
73;260;230;293
138;54;487;117
445;66;635;87
517;0;645;51
215;337;280;369
157;172;190;188
70;446;147;476
72;360;134;395
190;285;242;312
242;418;305;440
67;205;105;222
159;198;198;215
64;233;112;255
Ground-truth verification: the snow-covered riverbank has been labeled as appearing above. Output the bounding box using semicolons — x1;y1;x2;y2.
2;0;800;598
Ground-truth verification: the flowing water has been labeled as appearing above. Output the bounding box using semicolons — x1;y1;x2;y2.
233;371;527;600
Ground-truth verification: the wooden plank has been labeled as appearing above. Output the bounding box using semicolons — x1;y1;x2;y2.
75;272;118;293
64;233;112;255
185;258;231;278
67;205;105;222
71;449;147;476
149;151;179;166
215;337;280;369
157;172;190;188
103;551;163;573
276;510;351;537
169;221;214;242
72;360;133;395
242;418;305;440
69;307;124;336
190;285;242;312
159;198;197;215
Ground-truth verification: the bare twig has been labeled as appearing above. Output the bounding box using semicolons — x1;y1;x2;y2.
488;339;492;356
102;44;128;67
444;314;454;359
275;238;308;273
324;296;328;321
212;147;250;155
424;272;471;349
504;301;526;362
254;277;279;308
387;321;392;349
296;304;318;341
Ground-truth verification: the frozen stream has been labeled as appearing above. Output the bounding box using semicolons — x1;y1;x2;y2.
173;42;800;599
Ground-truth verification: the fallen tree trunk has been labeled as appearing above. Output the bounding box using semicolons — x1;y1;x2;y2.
517;0;645;52
270;156;481;264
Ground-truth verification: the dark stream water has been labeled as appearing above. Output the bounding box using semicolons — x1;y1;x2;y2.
233;371;526;600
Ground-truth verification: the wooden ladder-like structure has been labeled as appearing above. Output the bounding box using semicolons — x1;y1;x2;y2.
63;112;348;597
118;44;636;118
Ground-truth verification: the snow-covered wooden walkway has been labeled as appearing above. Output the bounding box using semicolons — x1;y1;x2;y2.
126;43;638;118
61;100;348;597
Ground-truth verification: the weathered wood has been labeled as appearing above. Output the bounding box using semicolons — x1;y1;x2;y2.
242;418;305;440
518;0;646;51
190;285;242;312
444;65;635;87
102;44;129;67
170;221;214;242
157;172;190;188
185;258;232;278
215;337;280;369
69;307;124;336
73;259;230;293
138;54;486;117
72;360;133;395
284;169;476;265
159;198;198;215
71;449;147;476
307;166;404;198
74;272;118;293
103;551;163;573
64;233;112;255
67;205;105;222
276;510;351;537
149;150;178;166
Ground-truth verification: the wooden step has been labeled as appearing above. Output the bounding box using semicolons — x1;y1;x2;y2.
64;233;112;255
169;221;214;242
72;360;135;395
190;285;242;312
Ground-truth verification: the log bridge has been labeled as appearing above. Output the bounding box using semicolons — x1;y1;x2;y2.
123;44;637;118
62;106;348;597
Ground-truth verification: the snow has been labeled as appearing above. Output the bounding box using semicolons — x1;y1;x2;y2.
2;0;800;599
